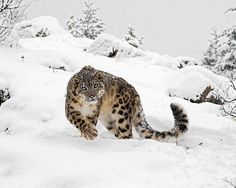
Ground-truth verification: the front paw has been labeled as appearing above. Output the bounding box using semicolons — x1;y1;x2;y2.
81;124;98;140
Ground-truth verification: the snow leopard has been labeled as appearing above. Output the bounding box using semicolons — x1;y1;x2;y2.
65;65;188;140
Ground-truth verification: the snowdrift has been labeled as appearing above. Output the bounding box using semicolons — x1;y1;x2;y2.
168;66;227;101
13;16;67;39
86;33;146;58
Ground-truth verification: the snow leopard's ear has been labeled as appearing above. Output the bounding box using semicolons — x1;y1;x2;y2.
82;65;94;71
94;71;104;80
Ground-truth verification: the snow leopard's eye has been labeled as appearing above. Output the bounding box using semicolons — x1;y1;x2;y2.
94;83;98;88
80;84;87;91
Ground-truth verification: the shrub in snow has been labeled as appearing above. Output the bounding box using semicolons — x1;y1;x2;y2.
0;0;30;42
66;0;105;40
0;78;10;106
124;25;143;48
48;65;66;72
176;57;202;69
86;33;145;58
0;88;10;106
66;15;80;38
12;16;65;39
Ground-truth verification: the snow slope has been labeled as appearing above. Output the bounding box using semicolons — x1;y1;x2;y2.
0;17;236;188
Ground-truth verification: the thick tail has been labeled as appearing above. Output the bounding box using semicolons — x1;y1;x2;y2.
135;103;189;141
170;103;188;133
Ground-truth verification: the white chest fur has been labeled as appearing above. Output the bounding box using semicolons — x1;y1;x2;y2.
80;101;97;116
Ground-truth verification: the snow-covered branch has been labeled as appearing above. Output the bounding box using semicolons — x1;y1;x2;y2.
66;0;105;39
124;25;143;48
0;0;29;42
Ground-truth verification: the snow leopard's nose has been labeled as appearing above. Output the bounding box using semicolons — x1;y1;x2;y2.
89;95;96;101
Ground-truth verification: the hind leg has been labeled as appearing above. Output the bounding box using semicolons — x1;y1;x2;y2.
131;105;152;139
100;114;120;138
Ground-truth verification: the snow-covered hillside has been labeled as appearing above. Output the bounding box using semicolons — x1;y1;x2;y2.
0;17;235;188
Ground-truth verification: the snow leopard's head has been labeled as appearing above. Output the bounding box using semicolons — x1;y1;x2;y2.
74;66;105;103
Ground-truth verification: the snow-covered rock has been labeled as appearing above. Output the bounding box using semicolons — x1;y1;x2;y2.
13;16;66;39
168;66;227;101
144;52;202;70
86;33;146;58
0;77;10;106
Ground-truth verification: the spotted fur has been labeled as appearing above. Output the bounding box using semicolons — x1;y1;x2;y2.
65;65;189;141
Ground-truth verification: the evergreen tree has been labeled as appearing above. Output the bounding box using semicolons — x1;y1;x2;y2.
66;15;80;38
202;29;221;68
219;26;236;76
203;26;236;77
77;0;105;39
203;5;236;77
124;25;143;48
203;5;236;119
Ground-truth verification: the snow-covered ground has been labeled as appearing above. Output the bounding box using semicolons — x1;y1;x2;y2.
0;17;236;188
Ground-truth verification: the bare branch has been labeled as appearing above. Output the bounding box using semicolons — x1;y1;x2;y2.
225;7;236;14
216;76;236;118
230;79;236;91
221;105;236;118
223;178;236;188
